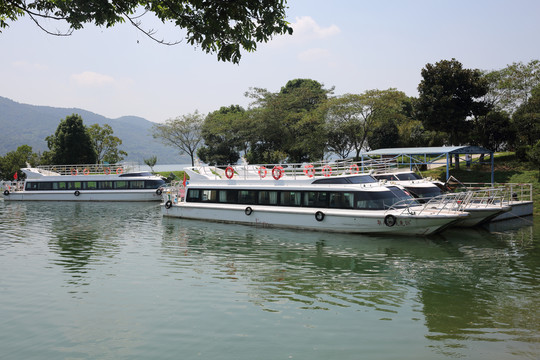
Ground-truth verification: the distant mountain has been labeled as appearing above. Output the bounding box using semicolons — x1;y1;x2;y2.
0;96;189;164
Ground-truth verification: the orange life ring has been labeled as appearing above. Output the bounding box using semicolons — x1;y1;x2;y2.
83;168;90;175
71;168;78;176
350;164;359;174
116;167;123;175
258;166;267;178
104;167;111;175
225;166;234;179
304;164;315;178
322;165;332;177
272;166;284;180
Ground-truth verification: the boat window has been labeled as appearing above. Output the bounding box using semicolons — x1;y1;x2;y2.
330;192;354;209
119;172;154;177
54;182;67;190
259;191;278;205
218;190;237;203
187;189;201;201
145;179;166;189
37;182;53;190
373;174;396;181
26;182;38;191
303;191;329;207
238;190;257;204
396;173;422;181
346;175;377;184
201;190;218;202
115;181;129;189
99;181;114;189
312;178;349;184
130;180;145;189
404;186;443;202
87;181;98;190
68;182;83;190
280;191;302;206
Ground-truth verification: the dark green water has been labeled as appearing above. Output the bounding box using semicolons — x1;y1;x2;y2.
1;201;539;360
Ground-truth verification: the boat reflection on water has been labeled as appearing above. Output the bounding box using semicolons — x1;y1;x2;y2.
161;216;539;357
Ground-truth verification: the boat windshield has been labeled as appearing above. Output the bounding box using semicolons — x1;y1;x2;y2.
404;186;443;203
357;186;418;209
395;173;422;181
312;175;377;184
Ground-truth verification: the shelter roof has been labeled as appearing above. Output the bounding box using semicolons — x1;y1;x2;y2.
364;146;492;156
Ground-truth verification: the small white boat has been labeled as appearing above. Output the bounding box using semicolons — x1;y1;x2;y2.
2;164;166;202
371;169;511;226
161;164;469;236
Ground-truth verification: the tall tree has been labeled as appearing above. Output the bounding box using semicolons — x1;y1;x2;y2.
87;124;127;164
245;79;331;163
152;111;204;166
416;58;489;145
483;60;540;114
197;106;245;165
46;114;97;165
512;86;540;147
0;144;38;180
0;0;293;63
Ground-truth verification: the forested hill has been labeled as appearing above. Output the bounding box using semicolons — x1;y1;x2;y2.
0;96;186;164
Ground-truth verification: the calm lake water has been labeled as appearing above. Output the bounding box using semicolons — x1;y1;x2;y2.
1;201;539;360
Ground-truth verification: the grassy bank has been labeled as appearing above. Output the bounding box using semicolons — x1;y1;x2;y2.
423;153;539;215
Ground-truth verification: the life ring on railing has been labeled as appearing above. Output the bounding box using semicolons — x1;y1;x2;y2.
304;164;315;178
225;166;234;179
116;167;123;175
272;166;284;180
384;214;396;227
322;165;332;177
71;168;78;176
350;164;359;174
3;190;9;196
258;166;267;178
156;188;163;195
165;200;172;209
104;167;111;175
83;168;90;175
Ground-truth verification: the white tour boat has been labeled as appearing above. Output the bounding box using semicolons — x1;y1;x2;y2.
161;164;470;236
1;164;166;202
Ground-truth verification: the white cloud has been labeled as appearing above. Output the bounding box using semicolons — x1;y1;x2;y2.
292;16;341;40
70;71;115;86
12;60;48;71
297;48;331;62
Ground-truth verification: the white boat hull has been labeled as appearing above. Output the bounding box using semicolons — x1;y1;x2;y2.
3;190;162;202
161;202;466;236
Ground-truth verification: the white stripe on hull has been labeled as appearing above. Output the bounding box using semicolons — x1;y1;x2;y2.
161;203;465;236
3;190;162;201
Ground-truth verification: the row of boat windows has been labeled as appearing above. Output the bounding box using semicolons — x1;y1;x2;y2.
25;180;165;191
186;186;416;210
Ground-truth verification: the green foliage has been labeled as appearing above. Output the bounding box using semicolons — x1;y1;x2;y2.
512;85;540;147
483;59;540;114
152;111;204;166
470;110;515;151
87;124;127;163
245;79;331;163
416;58;489;145
0;145;38;180
528;140;540;178
144;155;158;172
0;0;293;63
46;114;97;165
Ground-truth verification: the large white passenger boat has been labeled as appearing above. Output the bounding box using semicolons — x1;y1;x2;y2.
161;164;470;236
1;164;165;202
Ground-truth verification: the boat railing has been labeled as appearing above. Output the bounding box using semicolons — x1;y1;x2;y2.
386;191;472;216
454;183;533;204
35;162;140;176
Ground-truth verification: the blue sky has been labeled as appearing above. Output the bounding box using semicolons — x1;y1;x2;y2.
1;0;539;123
